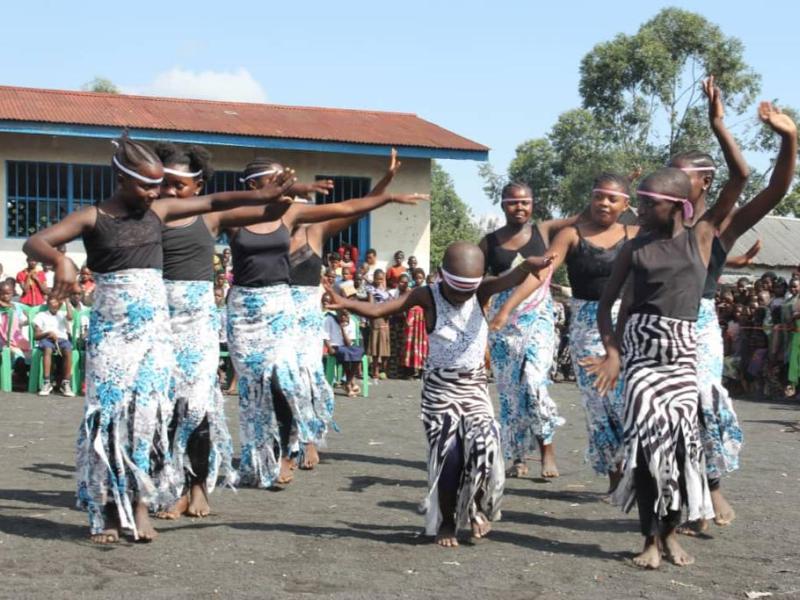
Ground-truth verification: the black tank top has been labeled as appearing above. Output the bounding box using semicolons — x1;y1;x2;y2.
566;226;628;301
230;224;290;287
289;229;323;287
83;208;163;274
484;226;547;276
162;217;215;282
702;236;728;299
630;228;707;321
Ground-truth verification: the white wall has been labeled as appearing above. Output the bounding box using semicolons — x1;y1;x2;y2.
0;133;433;275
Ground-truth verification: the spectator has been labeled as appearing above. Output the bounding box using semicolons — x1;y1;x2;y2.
388;273;411;377
340;245;356;272
0;280;31;388
360;248;384;284
16;257;48;306
407;255;418;272
366;269;392;381
68;289;90;349
323;308;364;397
33;294;75;397
410;268;426;288
78;266;96;304
386;251;407;289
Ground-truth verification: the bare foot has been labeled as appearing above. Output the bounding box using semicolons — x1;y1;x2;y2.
541;444;559;478
711;488;735;526
662;532;694;566
676;519;709;537
300;443;320;470
186;482;210;518
133;500;158;543
277;457;294;485
507;460;528;478
470;513;492;540
435;523;459;548
90;504;120;544
632;536;661;570
155;493;189;520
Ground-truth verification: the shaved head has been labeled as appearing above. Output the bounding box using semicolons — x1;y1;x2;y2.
442;242;485;279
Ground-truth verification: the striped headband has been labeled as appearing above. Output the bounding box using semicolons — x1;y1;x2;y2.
637;190;694;221
239;168;281;183
163;167;203;178
592;188;630;199
440;267;483;292
501;196;533;204
680;166;717;172
112;155;163;185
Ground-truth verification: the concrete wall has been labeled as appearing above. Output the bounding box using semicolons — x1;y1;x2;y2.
0;132;432;275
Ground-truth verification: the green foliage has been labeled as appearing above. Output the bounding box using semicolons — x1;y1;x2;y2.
482;8;775;216
430;162;481;269
81;77;120;94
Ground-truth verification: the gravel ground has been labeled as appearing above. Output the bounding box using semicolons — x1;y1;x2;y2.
1;381;799;599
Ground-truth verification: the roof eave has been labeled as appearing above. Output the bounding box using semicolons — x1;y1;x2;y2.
0;120;489;162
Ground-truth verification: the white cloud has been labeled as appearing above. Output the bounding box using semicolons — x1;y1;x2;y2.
126;67;267;103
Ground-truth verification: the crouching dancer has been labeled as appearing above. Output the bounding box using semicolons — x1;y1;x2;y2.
325;242;552;547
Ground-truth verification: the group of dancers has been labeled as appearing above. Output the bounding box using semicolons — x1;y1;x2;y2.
24;75;797;570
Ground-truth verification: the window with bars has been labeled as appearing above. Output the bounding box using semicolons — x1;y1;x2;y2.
316;175;372;259
5;161;115;238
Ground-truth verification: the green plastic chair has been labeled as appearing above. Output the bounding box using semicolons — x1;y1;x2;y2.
27;304;82;394
70;308;92;392
0;306;16;392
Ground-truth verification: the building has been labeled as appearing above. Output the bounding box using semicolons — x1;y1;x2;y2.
0;85;488;272
724;215;800;282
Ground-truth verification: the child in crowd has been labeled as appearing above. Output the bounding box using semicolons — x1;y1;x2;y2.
323;308;364;397
411;267;426;288
367;269;392;381
386;250;407;289
361;248;383;284
0;280;31;387
16;257;47;306
33;294;75;397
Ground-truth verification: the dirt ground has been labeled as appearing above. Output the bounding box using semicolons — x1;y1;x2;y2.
1;381;799;599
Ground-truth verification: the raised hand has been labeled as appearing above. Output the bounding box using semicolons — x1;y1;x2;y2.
703;75;724;124
51;256;78;301
290;179;335;199
321;280;346;310
258;175;297;204
759;101;797;137
743;239;762;264
389;193;430;205
388;148;402;178
579;354;620;396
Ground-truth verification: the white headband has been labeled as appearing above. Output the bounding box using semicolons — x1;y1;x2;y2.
112;155;163;185
239;168;281;183
163;167;203;178
680;166;717;172
440;267;483;292
501;196;533;204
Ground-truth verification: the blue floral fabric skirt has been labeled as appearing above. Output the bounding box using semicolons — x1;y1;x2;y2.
488;286;562;462
76;269;174;537
568;299;625;475
227;284;324;487
164;279;236;499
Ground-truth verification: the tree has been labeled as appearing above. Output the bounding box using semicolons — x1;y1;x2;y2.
430;162;481;269
81;77;120;94
482;8;765;216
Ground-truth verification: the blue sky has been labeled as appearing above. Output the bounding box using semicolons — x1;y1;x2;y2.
2;1;798;221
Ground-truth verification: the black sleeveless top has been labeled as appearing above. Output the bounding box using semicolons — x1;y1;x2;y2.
630;228;707;322
230;224;291;287
484;226;547;276
566;226;628;301
702;236;728;299
162;217;215;282
289;229;323;287
83;208;163;274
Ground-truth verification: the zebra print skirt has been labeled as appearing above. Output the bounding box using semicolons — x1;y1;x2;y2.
612;313;714;523
420;367;504;536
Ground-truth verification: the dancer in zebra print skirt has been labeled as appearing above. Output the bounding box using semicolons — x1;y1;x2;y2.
583;163;741;569
325;242;552;547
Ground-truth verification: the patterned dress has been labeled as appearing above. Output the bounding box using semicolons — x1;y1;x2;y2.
422;283;504;535
76;269;175;537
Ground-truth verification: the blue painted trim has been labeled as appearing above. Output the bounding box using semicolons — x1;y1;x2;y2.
0;120;489;161
358;214;371;260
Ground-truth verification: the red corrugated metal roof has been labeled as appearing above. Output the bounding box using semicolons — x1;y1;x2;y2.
0;85;488;152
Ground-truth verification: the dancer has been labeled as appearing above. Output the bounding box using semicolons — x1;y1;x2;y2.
583;158;747;568
226;157;426;488
288;148;424;469
512;173;638;490
480;185;582;478
23;134;296;544
325;242;553;547
669;87;797;532
151;143;317;519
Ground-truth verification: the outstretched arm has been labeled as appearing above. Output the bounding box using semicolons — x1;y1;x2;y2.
720;105;797;248
286;191;428;229
477;255;555;307
700;77;750;235
579;242;633;395
324;282;425;319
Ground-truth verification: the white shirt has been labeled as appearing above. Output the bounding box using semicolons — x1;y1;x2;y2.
34;309;70;340
323;314;357;348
